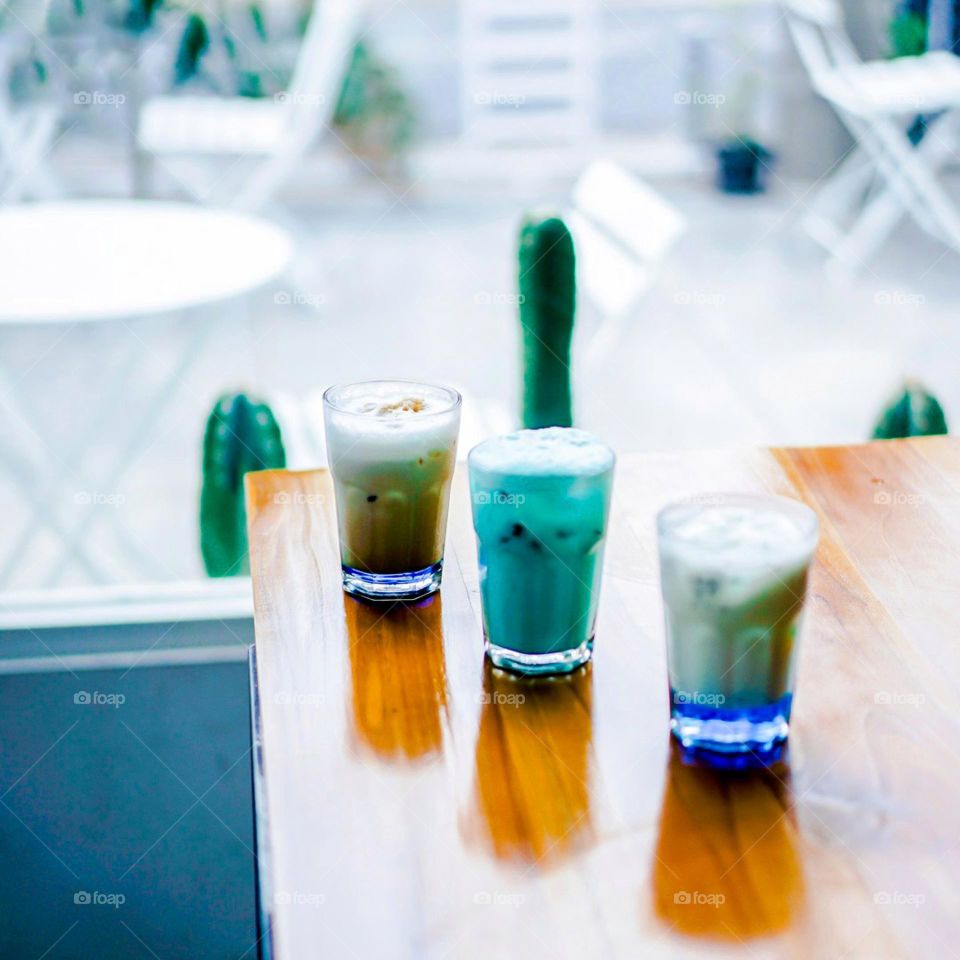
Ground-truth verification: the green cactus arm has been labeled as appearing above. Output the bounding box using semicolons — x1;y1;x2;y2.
200;393;286;577
518;214;576;429
872;383;948;440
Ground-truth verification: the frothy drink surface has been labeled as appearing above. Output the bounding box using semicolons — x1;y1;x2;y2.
338;390;450;419
659;503;814;577
469;427;615;478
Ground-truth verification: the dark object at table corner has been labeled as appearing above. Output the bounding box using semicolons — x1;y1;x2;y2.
249;645;274;960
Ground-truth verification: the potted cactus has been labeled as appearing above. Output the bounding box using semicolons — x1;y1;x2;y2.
872;382;948;440
518;214;576;429
333;40;416;174
200;391;286;577
716;136;773;194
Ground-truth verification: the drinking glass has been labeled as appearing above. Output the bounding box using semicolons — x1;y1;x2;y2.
657;494;819;756
468;428;615;675
323;380;461;600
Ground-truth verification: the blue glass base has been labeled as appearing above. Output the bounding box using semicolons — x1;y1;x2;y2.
677;741;786;771
342;561;442;601
485;638;593;676
670;691;792;756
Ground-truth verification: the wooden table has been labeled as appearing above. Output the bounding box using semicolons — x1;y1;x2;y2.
246;437;960;960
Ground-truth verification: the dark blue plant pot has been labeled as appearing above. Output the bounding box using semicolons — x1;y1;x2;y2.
716;143;773;195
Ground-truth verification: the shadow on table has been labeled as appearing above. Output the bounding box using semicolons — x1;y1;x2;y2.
468;661;593;865
344;594;450;764
651;740;804;940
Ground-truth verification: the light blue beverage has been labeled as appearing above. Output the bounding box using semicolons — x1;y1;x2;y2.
468;428;615;675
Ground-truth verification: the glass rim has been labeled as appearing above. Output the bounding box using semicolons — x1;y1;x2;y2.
657;492;819;548
322;379;462;419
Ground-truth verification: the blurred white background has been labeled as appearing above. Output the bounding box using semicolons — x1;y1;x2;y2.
1;0;957;589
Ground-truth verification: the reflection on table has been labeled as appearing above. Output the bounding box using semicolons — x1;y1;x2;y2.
652;740;803;939
468;661;593;864
345;594;449;764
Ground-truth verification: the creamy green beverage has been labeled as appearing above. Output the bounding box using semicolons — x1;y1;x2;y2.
658;495;819;757
468;428;615;675
323;381;461;600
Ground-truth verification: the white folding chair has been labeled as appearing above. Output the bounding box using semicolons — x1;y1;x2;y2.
0;10;63;203
783;0;960;270
566;160;685;376
0;96;61;202
137;0;364;211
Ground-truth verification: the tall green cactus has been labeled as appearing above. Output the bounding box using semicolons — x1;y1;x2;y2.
200;392;286;577
519;214;576;429
872;382;948;440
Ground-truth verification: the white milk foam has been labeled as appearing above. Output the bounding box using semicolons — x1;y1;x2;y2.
469;428;614;477
659;501;815;574
325;383;460;465
336;384;454;419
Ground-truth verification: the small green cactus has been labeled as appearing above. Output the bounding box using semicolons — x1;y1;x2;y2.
872;382;948;440
518;214;576;429
200;392;286;577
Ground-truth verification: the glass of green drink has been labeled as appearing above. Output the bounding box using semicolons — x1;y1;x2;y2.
657;494;819;759
468;428;615;675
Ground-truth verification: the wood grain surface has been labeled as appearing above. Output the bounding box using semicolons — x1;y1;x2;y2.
246;437;960;959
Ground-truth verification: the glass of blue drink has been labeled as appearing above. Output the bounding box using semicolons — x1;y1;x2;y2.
468;428;615;675
323;380;461;601
657;494;819;758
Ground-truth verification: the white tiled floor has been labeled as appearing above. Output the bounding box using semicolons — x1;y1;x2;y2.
2;173;959;588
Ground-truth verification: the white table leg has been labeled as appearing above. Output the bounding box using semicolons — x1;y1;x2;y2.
0;331;149;564
46;305;222;584
0;362;110;584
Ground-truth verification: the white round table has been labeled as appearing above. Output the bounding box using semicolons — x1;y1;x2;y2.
0;201;292;322
0;201;294;586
